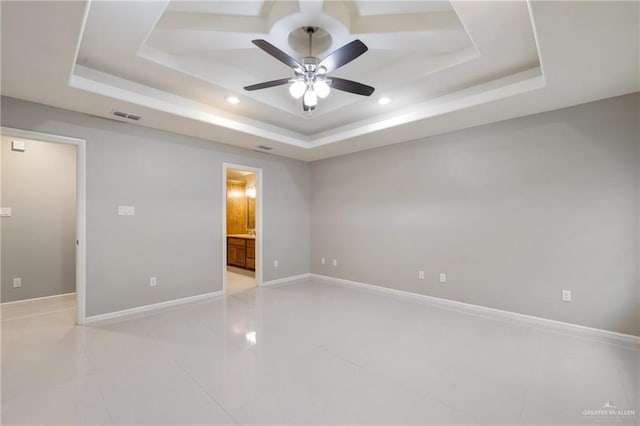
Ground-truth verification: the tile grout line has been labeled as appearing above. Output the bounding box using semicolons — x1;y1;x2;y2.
516;338;545;423
93;375;117;426
122;307;241;425
310;276;640;349
615;358;636;411
170;356;243;425
4;279;638;425
1;307;75;322
172;306;243;425
320;341;476;423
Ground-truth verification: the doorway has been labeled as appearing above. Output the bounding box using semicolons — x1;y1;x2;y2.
222;163;263;295
0;127;86;324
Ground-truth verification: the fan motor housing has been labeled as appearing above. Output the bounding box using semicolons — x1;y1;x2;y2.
302;57;319;72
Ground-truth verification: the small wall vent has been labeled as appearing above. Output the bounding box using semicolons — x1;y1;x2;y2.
112;110;142;121
257;145;273;151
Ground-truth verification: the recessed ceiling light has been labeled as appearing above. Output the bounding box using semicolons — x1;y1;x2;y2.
378;97;391;105
226;96;240;104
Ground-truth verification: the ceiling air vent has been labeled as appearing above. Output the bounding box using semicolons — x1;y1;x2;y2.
112;110;142;121
257;145;273;151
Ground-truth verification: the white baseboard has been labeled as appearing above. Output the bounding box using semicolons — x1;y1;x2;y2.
261;273;311;287
85;290;223;324
1;292;76;305
310;274;640;346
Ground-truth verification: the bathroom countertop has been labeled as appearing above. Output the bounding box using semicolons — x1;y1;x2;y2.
228;234;256;239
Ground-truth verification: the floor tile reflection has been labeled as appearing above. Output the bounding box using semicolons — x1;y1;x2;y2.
2;279;638;425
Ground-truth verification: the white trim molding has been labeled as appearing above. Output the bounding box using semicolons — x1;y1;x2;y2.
1;292;76;305
84;290;223;324
310;274;640;347
261;273;311;287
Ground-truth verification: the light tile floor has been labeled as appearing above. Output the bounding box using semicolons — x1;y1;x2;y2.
1;279;638;425
227;270;256;295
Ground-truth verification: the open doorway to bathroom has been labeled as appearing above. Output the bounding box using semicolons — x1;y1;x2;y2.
223;164;262;295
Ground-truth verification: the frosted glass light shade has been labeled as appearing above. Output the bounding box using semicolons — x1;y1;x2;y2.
313;80;330;98
303;89;318;107
289;81;306;99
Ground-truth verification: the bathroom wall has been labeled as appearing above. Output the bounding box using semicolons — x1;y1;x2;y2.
226;181;248;234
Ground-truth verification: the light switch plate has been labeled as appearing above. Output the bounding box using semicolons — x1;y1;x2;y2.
118;206;135;216
0;207;11;217
11;140;25;152
439;273;447;283
562;290;572;302
13;278;21;288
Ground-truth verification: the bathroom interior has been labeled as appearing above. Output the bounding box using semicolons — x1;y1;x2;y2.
226;168;257;292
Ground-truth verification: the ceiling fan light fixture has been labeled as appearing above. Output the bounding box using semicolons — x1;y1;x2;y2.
313;79;330;98
245;32;373;114
289;80;306;99
303;88;318;107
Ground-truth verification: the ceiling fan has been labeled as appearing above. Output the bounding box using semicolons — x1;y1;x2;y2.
244;27;375;113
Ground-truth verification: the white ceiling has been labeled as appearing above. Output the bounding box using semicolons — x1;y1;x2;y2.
1;1;638;161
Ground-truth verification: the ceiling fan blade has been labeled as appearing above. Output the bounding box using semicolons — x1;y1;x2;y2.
252;39;302;69
330;77;375;96
319;39;368;73
244;78;291;91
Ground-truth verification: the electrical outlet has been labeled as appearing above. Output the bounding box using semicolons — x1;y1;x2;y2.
321;257;326;265
562;290;572;302
418;270;425;279
150;277;157;287
12;278;21;288
332;259;337;266
274;260;279;268
439;273;446;283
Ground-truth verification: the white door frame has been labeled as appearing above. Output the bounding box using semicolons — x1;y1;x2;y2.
0;127;87;325
222;163;263;293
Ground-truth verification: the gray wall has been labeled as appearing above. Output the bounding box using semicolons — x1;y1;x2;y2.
1;136;76;302
2;94;638;336
311;94;640;336
0;96;310;316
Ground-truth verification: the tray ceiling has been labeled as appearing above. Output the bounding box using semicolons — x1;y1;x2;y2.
1;1;638;160
73;0;540;140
